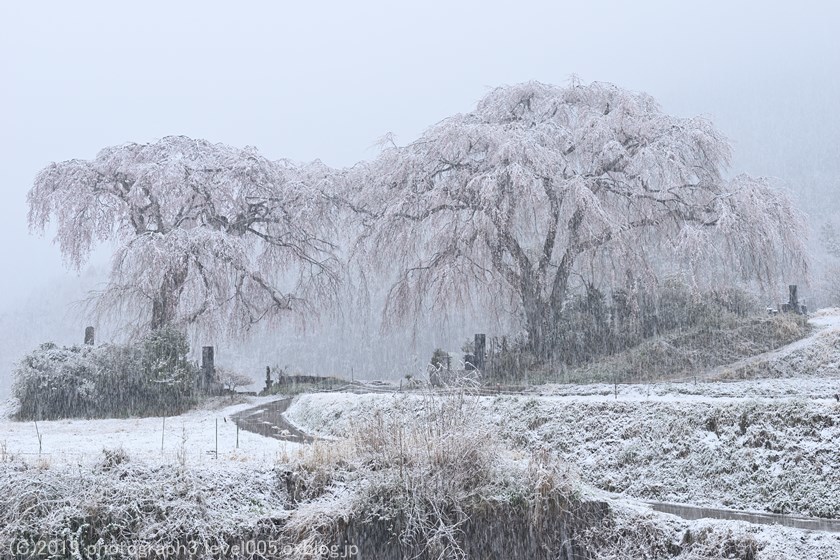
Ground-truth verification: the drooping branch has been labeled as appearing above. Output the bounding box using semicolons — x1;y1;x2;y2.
28;136;342;337
347;80;808;350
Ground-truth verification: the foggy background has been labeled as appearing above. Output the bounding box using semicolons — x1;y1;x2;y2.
2;0;838;397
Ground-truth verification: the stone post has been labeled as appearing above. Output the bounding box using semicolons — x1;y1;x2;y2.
201;346;215;391
84;326;95;346
265;366;273;393
789;284;799;313
474;333;486;372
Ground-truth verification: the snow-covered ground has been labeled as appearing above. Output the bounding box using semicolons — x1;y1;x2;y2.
284;387;840;557
2;310;838;558
285;310;840;530
0;396;304;466
287;389;840;516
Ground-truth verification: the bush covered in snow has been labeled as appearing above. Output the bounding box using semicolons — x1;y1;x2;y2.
12;327;200;420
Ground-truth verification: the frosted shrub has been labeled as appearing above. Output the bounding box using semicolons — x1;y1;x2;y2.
12;328;200;420
12;343;99;420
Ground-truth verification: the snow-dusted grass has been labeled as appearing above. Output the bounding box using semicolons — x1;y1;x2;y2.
556;312;810;385
287;390;840;557
0;396;311;557
288;389;840;519
490;395;840;518
0;396;304;466
0;457;292;555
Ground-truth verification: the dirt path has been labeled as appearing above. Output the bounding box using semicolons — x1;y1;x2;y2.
706;310;840;380
231;398;314;443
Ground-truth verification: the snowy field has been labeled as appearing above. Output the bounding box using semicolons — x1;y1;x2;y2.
0;396;304;467
287;386;840;516
1;311;838;558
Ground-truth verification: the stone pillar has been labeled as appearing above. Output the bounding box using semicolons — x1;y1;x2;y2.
201;346;215;391
789;285;799;313
265;366;273;393
474;333;486;372
84;326;95;346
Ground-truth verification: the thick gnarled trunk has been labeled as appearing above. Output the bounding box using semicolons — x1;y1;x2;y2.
151;267;188;330
520;263;572;357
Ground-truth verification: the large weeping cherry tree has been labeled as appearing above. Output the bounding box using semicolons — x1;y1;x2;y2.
28;136;340;336
349;81;808;354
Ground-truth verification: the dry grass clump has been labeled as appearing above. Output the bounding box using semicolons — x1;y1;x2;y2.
282;390;579;559
350;391;498;558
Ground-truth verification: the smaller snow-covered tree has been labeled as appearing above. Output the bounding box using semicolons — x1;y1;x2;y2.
215;368;254;393
28;136;340;336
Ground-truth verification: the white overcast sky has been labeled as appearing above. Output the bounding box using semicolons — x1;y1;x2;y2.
1;0;838;312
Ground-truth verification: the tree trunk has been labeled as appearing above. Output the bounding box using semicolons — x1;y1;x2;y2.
522;289;551;356
151;267;188;330
522;265;572;357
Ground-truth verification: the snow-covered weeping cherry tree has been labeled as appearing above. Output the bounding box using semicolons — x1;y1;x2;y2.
347;81;808;354
28;136;340;336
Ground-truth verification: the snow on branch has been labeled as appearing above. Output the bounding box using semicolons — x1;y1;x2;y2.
345;81;808;349
28;136;341;337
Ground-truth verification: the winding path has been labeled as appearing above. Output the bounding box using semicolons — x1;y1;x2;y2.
706;310;840;380
231;397;314;443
